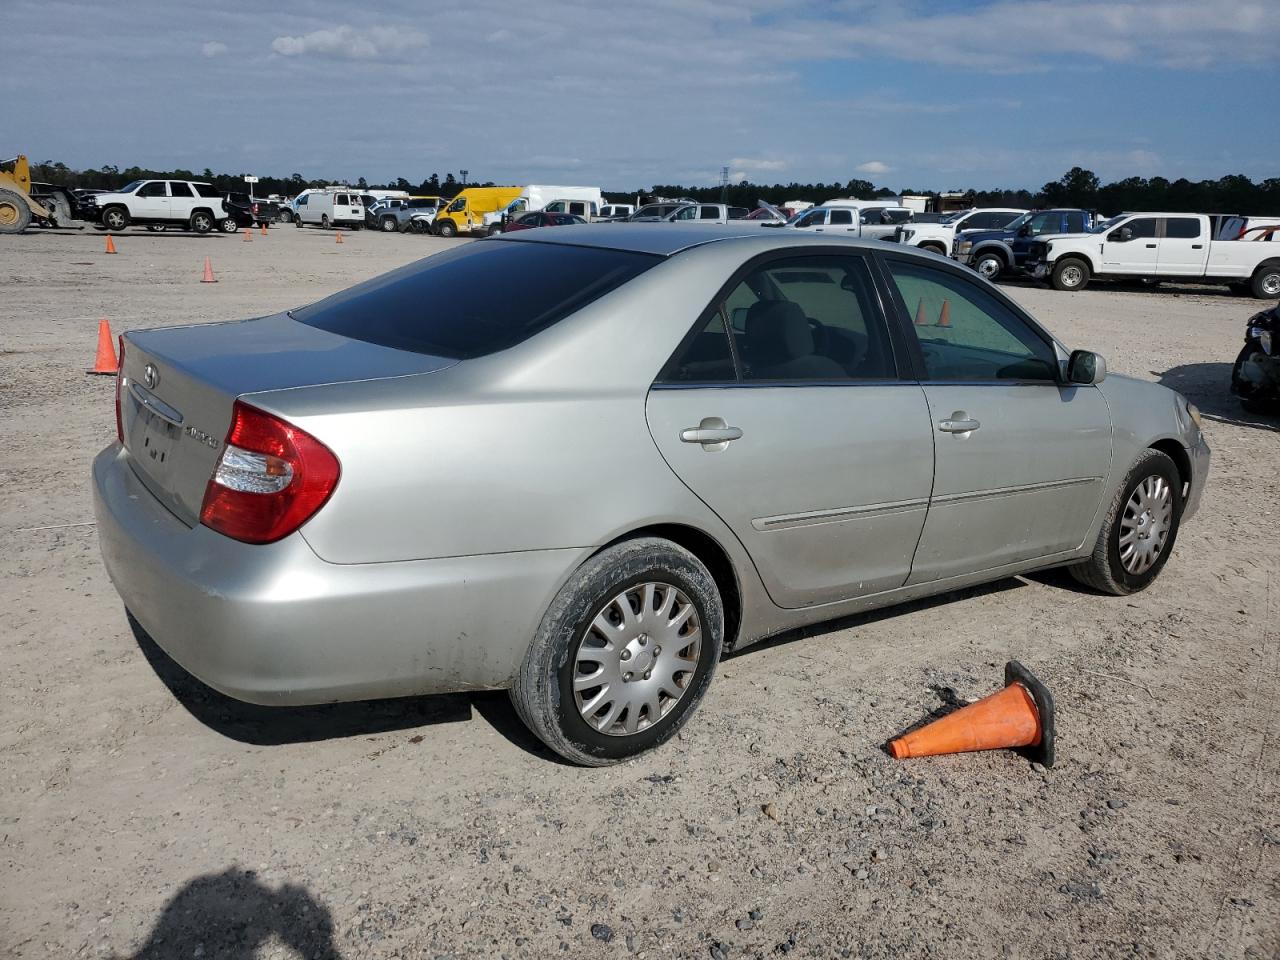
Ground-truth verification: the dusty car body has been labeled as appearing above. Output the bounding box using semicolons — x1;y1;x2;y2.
93;225;1209;764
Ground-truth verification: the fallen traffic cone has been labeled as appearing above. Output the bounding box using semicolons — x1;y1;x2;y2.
335;230;344;244
938;299;951;327
200;256;217;283
104;234;117;254
86;318;119;375
914;297;928;326
888;661;1055;767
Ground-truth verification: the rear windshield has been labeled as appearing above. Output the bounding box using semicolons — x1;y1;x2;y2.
292;240;661;359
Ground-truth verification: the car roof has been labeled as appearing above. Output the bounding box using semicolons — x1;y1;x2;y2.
495;223;919;258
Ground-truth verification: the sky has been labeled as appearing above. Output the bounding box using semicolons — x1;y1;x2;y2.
4;0;1277;192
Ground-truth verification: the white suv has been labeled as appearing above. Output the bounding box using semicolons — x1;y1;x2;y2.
92;180;228;233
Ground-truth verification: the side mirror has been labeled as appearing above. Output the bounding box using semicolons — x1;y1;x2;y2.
1017;226;1030;237
1067;349;1107;385
1112;226;1133;242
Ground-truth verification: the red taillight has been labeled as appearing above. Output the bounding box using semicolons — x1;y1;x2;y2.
199;400;340;544
114;336;125;443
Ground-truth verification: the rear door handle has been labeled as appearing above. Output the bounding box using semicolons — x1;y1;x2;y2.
1145;243;1157;248
938;413;980;434
681;417;742;450
1191;243;1203;249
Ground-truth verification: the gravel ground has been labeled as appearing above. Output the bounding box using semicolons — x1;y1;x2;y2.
1;226;1277;960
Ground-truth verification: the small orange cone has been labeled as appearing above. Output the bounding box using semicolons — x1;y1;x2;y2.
938;299;951;327
260;222;267;236
104;235;117;254
888;661;1055;767
242;226;252;242
914;297;928;326
201;256;217;283
335;230;344;244
87;318;119;375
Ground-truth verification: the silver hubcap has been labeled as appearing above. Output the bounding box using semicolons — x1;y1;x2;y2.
1061;265;1083;287
978;258;1000;278
1262;273;1280;296
573;582;701;737
1118;475;1172;575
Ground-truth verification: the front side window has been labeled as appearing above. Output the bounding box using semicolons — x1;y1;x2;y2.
1027;212;1059;235
1064;211;1086;232
294;242;660;359
795;209;826;229
137;181;168;198
887;259;1057;382
1165;217;1201;239
723;256;896;381
1120;217;1158;239
673;206;698;221
447;197;466;212
884;209;911;224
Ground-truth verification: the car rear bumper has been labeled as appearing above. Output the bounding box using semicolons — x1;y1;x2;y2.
93;445;585;705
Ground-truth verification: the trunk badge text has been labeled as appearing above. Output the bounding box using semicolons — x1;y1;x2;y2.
184;425;220;449
143;363;159;389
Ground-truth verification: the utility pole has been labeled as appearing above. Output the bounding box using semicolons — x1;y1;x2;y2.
459;169;469;188
719;166;729;204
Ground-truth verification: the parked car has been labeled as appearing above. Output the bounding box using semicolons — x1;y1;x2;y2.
219;194;257;232
294;189;365;230
370;196;443;232
94;225;1208;765
895;208;1027;255
783;205;911;239
662;203;750;224
1026;213;1280;297
88;179;228;234
1230;302;1279;413
625;202;686;222
503;211;587;232
953;209;1100;280
226;193;280;227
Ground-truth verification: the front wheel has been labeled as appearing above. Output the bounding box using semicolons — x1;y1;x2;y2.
321;214;330;229
219;217;238;233
1250;264;1280;299
973;250;1005;281
435;219;457;238
1069;449;1182;595
277;209;293;223
511;538;723;766
380;216;398;232
101;206;130;232
1051;257;1091;291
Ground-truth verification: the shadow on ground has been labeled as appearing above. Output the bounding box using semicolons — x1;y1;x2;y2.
1157;362;1278;432
110;867;343;960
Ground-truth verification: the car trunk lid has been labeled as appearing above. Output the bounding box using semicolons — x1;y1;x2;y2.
120;312;456;526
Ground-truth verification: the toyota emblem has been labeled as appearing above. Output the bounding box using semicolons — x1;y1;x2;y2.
143;363;159;390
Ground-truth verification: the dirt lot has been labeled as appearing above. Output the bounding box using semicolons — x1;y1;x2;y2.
1;226;1277;960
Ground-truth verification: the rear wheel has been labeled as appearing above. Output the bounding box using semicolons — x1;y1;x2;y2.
920;242;947;256
190;211;214;234
1069;449;1182;595
973;250;1005;281
511;538;723;766
1250;263;1280;299
101;205;130;232
1051;257;1091;291
380;216;398;232
321;214;330;229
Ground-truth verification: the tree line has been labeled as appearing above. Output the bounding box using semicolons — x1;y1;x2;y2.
24;160;1280;216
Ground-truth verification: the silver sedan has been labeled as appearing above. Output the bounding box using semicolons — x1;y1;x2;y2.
93;225;1210;764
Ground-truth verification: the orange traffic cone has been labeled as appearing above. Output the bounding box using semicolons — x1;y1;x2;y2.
104;235;117;254
87;318;119;375
888;661;1055;767
260;222;267;236
914;297;928;326
201;256;217;283
938;299;951;327
335;230;344;244
242;226;252;242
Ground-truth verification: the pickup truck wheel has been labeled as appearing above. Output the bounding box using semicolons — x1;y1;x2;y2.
1069;449;1182;595
435;219;457;238
380;216;397;232
1051;257;1090;291
973;251;1005;281
511;538;723;766
1250;264;1280;299
920;242;947;256
101;206;130;232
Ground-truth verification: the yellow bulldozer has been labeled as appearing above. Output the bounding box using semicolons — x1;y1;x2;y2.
0;155;82;233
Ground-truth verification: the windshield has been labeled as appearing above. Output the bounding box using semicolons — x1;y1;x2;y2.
939;210;971;224
117;180;144;194
1090;215;1124;233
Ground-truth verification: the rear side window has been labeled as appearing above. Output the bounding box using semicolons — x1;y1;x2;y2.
294;242;661;359
194;183;222;198
829;209;853;225
1165;218;1201;239
169;181;194;198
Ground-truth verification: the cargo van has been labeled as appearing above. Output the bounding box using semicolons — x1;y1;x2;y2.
432;187;522;237
295;188;364;230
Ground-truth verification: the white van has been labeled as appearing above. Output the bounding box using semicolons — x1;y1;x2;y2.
294;188;364;229
487;185;605;231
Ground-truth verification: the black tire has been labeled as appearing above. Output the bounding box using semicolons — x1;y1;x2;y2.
380;216;398;232
1051;257;1091;291
100;205;130;232
277;209;293;223
435;219;457;238
0;189;31;234
321;214;330;229
972;250;1005;281
511;538;723;766
189;211;214;234
1069;449;1183;595
486;224;503;237
294;215;304;228
219;217;238;233
1250;263;1280;300
920;242;947;256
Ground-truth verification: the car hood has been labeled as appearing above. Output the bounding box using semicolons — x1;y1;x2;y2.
957;229;1014;243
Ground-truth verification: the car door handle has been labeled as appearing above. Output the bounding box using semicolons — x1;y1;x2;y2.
938;415;980;434
1192;243;1203;249
681;417;743;448
1145;243;1157;248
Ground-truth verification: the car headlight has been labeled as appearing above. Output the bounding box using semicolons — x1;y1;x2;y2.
956;241;972;255
1186;401;1202;430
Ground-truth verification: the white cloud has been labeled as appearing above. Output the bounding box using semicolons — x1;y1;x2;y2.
271;25;427;60
201;41;228;58
855;161;891;175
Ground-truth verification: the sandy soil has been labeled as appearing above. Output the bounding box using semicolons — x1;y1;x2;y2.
1;225;1277;960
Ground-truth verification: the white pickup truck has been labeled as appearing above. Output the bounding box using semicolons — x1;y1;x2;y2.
1027;212;1280;298
895;207;1026;255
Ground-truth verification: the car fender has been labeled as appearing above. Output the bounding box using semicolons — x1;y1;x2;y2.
968;239;1015;264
